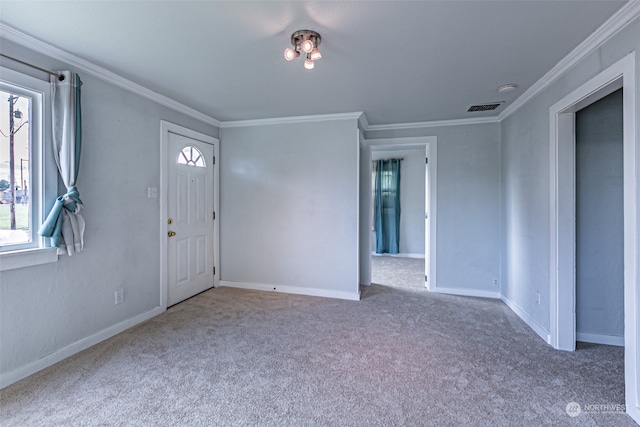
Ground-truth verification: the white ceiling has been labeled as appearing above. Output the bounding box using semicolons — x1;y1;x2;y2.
0;1;629;125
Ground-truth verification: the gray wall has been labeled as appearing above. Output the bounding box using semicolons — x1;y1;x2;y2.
372;147;425;256
500;16;640;334
366;123;502;293
219;119;360;296
575;89;624;338
0;39;218;377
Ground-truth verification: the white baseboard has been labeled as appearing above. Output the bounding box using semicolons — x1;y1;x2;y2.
0;306;164;389
372;253;425;259
577;332;624;347
219;281;361;301
431;286;501;299
500;294;551;345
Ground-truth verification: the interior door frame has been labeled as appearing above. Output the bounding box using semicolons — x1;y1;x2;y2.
549;52;638;422
160;121;220;309
360;136;437;288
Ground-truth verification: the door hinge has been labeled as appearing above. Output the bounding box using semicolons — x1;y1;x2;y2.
425;275;428;282
213;266;216;275
213;156;216;165
213;211;216;220
426;158;429;164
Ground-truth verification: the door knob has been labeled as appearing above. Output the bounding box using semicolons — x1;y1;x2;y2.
168;231;176;237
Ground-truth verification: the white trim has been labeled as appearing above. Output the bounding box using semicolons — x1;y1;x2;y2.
431;286;501;300
549;52;638;424
359;132;372;286
366;116;499;132
219;281;361;302
366;136;437;147
160;121;220;310
427;139;437;291
499;1;640;121
0;247;57;271
358;113;371;133
576;332;624;347
0;23;221;128
355;128;362;292
501;294;552;345
220;111;363;128
0;306;164;389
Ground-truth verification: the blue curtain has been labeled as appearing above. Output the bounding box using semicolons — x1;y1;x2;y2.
374;159;401;254
39;72;84;255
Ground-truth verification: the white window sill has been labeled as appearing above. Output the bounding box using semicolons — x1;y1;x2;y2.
0;248;58;272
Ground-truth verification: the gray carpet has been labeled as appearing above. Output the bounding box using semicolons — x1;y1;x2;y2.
0;285;634;426
371;255;426;289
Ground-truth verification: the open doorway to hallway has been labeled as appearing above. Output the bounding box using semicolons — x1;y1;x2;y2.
370;145;426;290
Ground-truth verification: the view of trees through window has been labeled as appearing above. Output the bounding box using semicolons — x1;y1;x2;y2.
0;89;31;246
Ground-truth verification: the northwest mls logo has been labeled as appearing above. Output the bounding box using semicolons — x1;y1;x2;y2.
566;401;582;417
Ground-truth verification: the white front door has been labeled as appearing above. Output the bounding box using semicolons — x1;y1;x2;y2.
167;132;215;306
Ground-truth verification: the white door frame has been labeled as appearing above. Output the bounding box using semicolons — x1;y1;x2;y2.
549;52;638;422
361;136;437;288
160;121;220;309
358;131;371;286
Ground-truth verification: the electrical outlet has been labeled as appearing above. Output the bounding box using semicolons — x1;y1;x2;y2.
492;278;499;287
536;291;541;305
115;289;124;305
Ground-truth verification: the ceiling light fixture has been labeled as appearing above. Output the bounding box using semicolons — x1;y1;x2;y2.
497;84;518;93
284;30;322;70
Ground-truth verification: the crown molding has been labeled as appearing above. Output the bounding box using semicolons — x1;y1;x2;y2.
365;116;500;132
357;113;371;131
0;23;221;128
498;0;640;121
220;111;364;128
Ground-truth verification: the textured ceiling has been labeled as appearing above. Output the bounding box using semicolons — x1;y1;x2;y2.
0;1;629;125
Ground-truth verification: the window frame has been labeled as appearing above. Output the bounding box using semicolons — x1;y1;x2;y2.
0;66;57;271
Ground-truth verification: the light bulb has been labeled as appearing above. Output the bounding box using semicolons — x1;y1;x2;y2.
310;48;322;61
284;47;297;61
304;58;315;70
301;39;314;54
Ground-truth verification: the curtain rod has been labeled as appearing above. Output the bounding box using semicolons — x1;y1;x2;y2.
0;53;65;81
372;158;404;161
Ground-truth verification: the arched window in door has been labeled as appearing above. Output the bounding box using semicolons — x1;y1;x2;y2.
177;146;205;167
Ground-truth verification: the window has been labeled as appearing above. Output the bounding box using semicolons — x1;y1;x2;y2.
371;162;400;222
177;145;205;167
0;67;57;271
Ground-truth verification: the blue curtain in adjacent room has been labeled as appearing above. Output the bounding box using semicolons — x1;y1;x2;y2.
374;159;401;254
39;71;85;256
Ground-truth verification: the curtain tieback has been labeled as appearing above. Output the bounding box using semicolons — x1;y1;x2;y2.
60;186;83;214
38;186;83;238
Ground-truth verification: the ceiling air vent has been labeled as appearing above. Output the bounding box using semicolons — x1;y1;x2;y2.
467;102;504;112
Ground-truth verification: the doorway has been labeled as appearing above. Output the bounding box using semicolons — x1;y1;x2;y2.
549;53;638;422
359;136;437;291
160;121;220;308
575;88;624;346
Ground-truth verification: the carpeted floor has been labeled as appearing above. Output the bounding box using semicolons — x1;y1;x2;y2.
0;284;634;426
371;255;425;289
